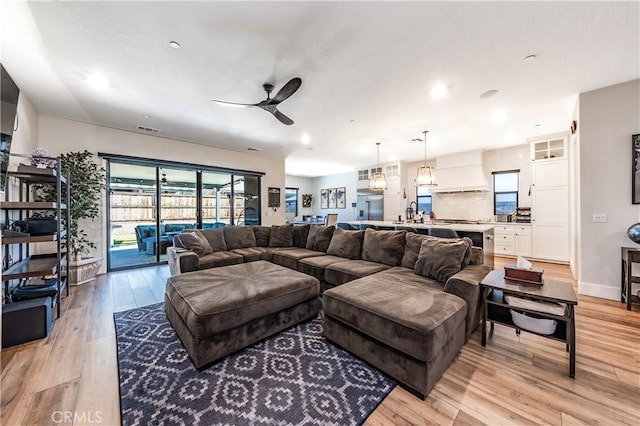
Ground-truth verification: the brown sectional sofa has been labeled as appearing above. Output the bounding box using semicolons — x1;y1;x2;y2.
167;223;491;397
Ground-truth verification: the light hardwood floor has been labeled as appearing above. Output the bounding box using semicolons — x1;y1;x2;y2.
2;258;639;425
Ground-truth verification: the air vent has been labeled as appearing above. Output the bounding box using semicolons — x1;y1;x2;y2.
136;125;160;133
247;147;262;152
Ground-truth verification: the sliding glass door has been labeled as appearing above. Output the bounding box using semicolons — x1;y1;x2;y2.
106;158;262;271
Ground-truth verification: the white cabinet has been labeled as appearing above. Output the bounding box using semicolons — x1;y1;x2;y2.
494;224;514;256
514;225;532;257
530;135;569;262
493;224;532;257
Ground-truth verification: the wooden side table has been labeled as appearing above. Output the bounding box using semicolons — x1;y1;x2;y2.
480;270;578;378
621;247;640;310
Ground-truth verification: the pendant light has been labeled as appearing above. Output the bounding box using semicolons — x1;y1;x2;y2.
415;130;437;187
369;142;387;191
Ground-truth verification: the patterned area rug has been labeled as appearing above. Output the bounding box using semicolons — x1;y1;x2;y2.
114;303;396;425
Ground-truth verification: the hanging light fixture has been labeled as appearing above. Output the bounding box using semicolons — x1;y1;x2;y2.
369;142;387;191
415;130;437;187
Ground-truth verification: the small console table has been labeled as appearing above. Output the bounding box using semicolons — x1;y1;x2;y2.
480;270;578;378
621;247;640;310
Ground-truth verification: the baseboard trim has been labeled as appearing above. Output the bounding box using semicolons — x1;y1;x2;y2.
578;281;620;301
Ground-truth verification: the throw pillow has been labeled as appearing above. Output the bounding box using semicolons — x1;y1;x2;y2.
223;226;257;250
175;231;213;257
252;226;271;247
414;236;470;283
292;224;310;248
326;228;365;260
269;224;294;247
361;228;406;266
460;237;474;267
400;232;426;269
199;228;227;252
305;225;335;252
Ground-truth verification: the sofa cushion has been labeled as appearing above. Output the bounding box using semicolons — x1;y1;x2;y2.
198;228;227;252
269;224;294;248
361;228;406;266
298;255;349;281
373;267;443;291
198;251;244;269
322;275;467;362
292;224;310;248
175;232;213;257
230;247;274;263
252;226;271;247
414;237;471;283
325;260;391;286
305;225;335;252
401;232;425;270
326;228;365;260
272;247;326;270
223;226;257;250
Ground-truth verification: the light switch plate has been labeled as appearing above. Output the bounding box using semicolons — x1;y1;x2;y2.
593;213;607;223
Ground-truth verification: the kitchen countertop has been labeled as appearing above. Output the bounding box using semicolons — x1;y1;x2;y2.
345;220;495;233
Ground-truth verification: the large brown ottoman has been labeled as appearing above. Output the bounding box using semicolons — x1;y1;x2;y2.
323;274;467;398
165;260;320;369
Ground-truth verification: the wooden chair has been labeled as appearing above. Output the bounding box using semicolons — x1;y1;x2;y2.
325;214;338;227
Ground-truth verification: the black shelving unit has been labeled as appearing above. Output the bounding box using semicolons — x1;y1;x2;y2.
2;155;70;320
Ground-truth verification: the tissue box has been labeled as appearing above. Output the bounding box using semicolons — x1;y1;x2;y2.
504;264;544;285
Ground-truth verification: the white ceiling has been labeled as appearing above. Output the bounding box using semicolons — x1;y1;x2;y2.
1;1;638;177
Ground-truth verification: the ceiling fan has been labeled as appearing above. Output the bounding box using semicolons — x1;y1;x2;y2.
212;77;302;125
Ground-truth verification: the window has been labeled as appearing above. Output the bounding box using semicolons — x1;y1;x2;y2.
285;187;298;216
358;169;369;181
493;170;519;215
416;186;432;215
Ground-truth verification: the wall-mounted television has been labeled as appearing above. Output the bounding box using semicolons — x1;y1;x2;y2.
1;63;20;193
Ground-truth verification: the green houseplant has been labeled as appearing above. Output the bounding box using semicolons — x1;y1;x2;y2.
35;150;106;284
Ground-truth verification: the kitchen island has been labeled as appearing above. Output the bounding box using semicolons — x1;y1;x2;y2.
344;220;495;268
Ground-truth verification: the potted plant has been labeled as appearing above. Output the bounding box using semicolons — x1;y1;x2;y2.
34;150;106;285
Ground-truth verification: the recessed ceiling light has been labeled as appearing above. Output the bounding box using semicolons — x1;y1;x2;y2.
87;72;109;90
480;89;499;99
505;131;517;142
247;147;262;152
534;123;541;127
169;41;180;49
143;114;150;119
430;84;448;99
523;54;537;62
492;109;506;123
349;119;355;123
301;134;311;144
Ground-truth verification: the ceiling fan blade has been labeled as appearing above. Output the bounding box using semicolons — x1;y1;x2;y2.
269;77;302;105
273;109;294;125
211;99;252;108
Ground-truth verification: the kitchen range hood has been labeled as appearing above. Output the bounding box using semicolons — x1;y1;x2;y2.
430;150;490;193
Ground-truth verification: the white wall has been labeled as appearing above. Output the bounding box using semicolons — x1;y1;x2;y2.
578;79;640;300
285;175;316;220
314;171;358;222
37;115;286;272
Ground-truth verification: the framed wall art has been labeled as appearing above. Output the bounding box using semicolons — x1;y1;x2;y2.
336;187;346;209
328;188;337;209
633;134;640;204
268;187;281;208
320;189;329;209
302;194;313;208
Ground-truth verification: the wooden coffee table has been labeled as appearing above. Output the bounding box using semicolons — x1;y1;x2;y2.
480;270;578;378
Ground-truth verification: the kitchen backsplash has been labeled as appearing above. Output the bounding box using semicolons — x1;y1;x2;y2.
433;191;493;221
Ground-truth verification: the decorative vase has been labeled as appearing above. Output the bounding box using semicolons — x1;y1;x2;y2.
627;223;640;244
65;256;104;286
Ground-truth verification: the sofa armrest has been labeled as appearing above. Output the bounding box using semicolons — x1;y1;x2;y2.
167;246;199;276
444;264;491;340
